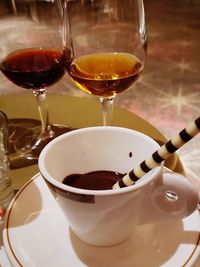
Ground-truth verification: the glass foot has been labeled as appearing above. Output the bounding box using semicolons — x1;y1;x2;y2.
8;118;74;169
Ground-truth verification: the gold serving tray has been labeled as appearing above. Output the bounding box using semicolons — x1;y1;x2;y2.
0;92;184;190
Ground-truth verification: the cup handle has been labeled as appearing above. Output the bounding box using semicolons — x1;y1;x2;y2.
139;167;199;225
155;167;199;218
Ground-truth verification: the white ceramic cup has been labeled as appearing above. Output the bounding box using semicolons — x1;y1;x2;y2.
38;127;199;246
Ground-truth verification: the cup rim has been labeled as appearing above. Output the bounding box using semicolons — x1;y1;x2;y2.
39;126;162;196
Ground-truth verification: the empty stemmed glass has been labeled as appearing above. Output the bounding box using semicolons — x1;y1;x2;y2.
66;0;147;125
0;0;73;164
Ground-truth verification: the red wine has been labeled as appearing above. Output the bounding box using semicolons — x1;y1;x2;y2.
0;48;71;89
69;52;143;97
63;170;125;190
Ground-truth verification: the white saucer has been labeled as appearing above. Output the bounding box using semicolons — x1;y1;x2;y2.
3;173;200;267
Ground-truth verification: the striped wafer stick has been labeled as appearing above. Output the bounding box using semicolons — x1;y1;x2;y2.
113;117;200;189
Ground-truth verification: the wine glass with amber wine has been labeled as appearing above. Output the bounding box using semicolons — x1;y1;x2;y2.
66;0;147;125
0;0;73;165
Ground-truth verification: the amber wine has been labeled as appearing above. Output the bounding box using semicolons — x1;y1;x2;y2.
69;52;143;97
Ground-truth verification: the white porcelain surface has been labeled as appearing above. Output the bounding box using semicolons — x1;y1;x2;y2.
3;174;200;267
38;127;199;246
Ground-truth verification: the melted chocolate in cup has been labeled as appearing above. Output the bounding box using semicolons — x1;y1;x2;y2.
63;170;125;190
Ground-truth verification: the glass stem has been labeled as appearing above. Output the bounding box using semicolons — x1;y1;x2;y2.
100;97;114;126
33;89;53;139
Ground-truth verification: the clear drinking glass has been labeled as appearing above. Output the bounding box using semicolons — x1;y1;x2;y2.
0;111;14;223
66;0;147;125
0;0;73;162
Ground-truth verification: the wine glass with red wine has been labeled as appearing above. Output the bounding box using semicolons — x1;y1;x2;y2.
66;0;147;126
0;0;73;164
